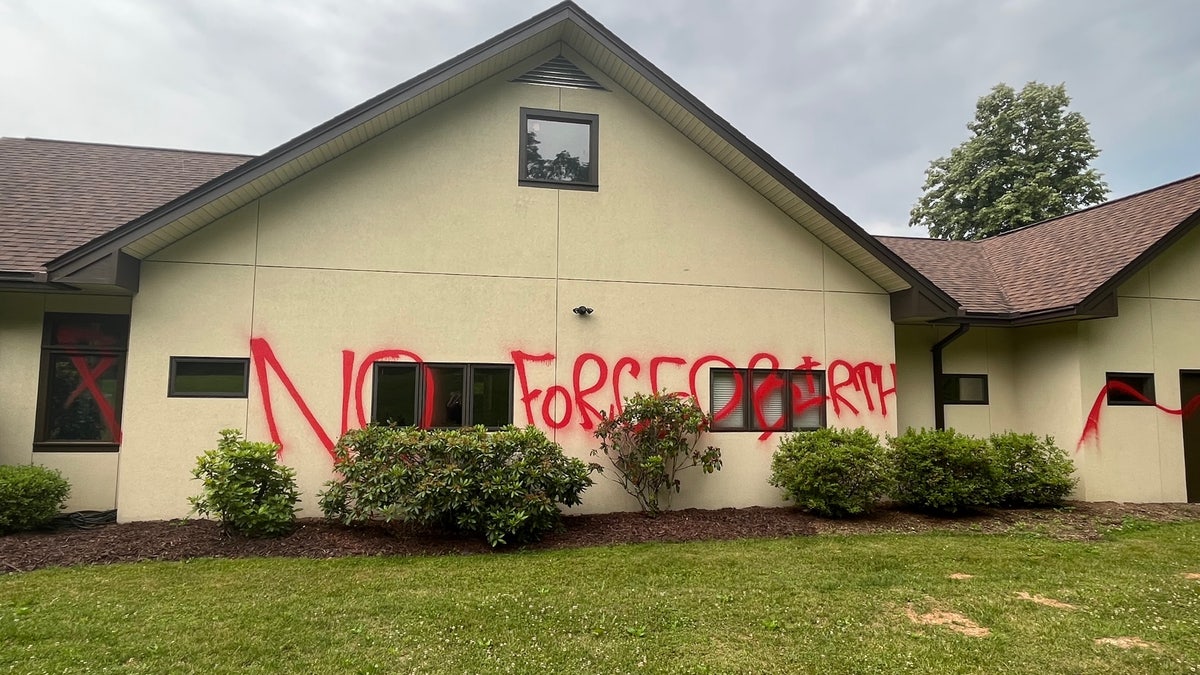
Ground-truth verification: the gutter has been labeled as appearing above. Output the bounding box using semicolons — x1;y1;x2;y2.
931;324;970;430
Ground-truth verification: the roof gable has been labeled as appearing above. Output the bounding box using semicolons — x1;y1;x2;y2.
35;1;950;309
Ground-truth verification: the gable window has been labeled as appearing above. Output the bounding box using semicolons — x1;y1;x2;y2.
1106;372;1155;405
519;108;598;189
941;374;989;405
373;363;513;428
168;357;250;398
35;313;130;451
709;369;826;432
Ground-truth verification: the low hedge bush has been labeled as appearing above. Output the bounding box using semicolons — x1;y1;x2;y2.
769;427;891;517
0;464;71;534
989;432;1076;506
189;429;300;537
889;428;1000;514
320;425;592;547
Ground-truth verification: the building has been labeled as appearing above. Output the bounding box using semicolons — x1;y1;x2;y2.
2;2;1198;520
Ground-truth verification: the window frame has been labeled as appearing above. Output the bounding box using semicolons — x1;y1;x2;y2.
1105;372;1156;406
372;362;515;430
518;107;599;190
34;312;130;453
709;368;827;433
941;374;989;405
167;357;251;398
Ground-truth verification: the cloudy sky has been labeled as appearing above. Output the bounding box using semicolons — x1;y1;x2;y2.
1;0;1196;237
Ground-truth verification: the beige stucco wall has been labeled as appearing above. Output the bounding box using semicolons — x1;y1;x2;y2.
893;325;1020;437
112;49;898;520
0;292;129;511
1074;225;1200;502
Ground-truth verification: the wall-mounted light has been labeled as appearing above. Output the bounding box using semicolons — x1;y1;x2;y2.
572;305;594;316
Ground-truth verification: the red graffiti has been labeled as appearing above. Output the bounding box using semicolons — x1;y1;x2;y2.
247;337;897;460
250;338;337;459
1077;380;1200;450
54;324;122;443
510;350;895;441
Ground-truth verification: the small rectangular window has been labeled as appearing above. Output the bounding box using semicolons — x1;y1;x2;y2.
710;368;826;432
169;357;250;398
1106;372;1155;405
519;108;598;189
372;363;514;429
941;374;989;405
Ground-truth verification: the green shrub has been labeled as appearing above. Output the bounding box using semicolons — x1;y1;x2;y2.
989;432;1076;506
889;428;999;514
189;429;300;537
0;465;71;534
591;391;721;516
769;427;891;517
319;425;592;547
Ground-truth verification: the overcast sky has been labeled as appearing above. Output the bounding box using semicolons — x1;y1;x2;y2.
2;0;1197;237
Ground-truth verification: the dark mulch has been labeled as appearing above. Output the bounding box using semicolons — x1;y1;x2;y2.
4;501;1200;574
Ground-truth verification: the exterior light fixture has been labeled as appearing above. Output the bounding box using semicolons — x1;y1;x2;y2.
572;306;594;316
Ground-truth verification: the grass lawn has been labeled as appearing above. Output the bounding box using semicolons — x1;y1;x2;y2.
2;522;1199;674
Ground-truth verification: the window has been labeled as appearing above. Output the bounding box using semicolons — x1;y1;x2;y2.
1106;372;1155;405
372;363;513;428
941;374;989;405
35;313;130;450
709;368;826;432
519;108;598;189
169;357;250;397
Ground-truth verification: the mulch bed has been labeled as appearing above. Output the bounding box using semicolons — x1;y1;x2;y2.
4;501;1200;574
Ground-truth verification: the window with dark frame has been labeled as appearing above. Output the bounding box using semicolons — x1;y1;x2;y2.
709;368;826;432
168;357;250;398
1106;372;1156;405
35;313;130;450
941;374;989;405
372;363;514;429
519;108;598;189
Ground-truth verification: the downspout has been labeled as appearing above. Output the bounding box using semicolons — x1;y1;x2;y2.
931;324;970;430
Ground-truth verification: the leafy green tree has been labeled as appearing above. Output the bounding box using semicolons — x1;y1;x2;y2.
910;82;1108;240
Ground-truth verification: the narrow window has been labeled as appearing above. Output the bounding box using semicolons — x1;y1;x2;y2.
1106;372;1155;405
374;364;419;426
790;370;826;431
471;366;515;429
168;357;250;398
941;374;989;405
710;369;747;430
519;108;598;189
36;313;130;450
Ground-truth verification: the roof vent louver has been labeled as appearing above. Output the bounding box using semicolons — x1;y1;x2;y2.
512;56;607;90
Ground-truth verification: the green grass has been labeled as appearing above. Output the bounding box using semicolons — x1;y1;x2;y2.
3;524;1199;674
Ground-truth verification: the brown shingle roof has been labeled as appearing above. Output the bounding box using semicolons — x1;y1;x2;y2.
0;138;250;273
880;172;1200;317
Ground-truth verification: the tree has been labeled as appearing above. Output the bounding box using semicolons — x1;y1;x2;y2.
910;82;1108;240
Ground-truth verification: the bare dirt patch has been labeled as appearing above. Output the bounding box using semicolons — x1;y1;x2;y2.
948;573;975;580
3;501;1199;574
1095;637;1160;650
1015;591;1077;610
904;606;990;637
1182;572;1200;580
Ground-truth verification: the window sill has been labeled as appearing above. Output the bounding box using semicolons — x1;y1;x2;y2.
33;442;120;453
518;179;598;192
